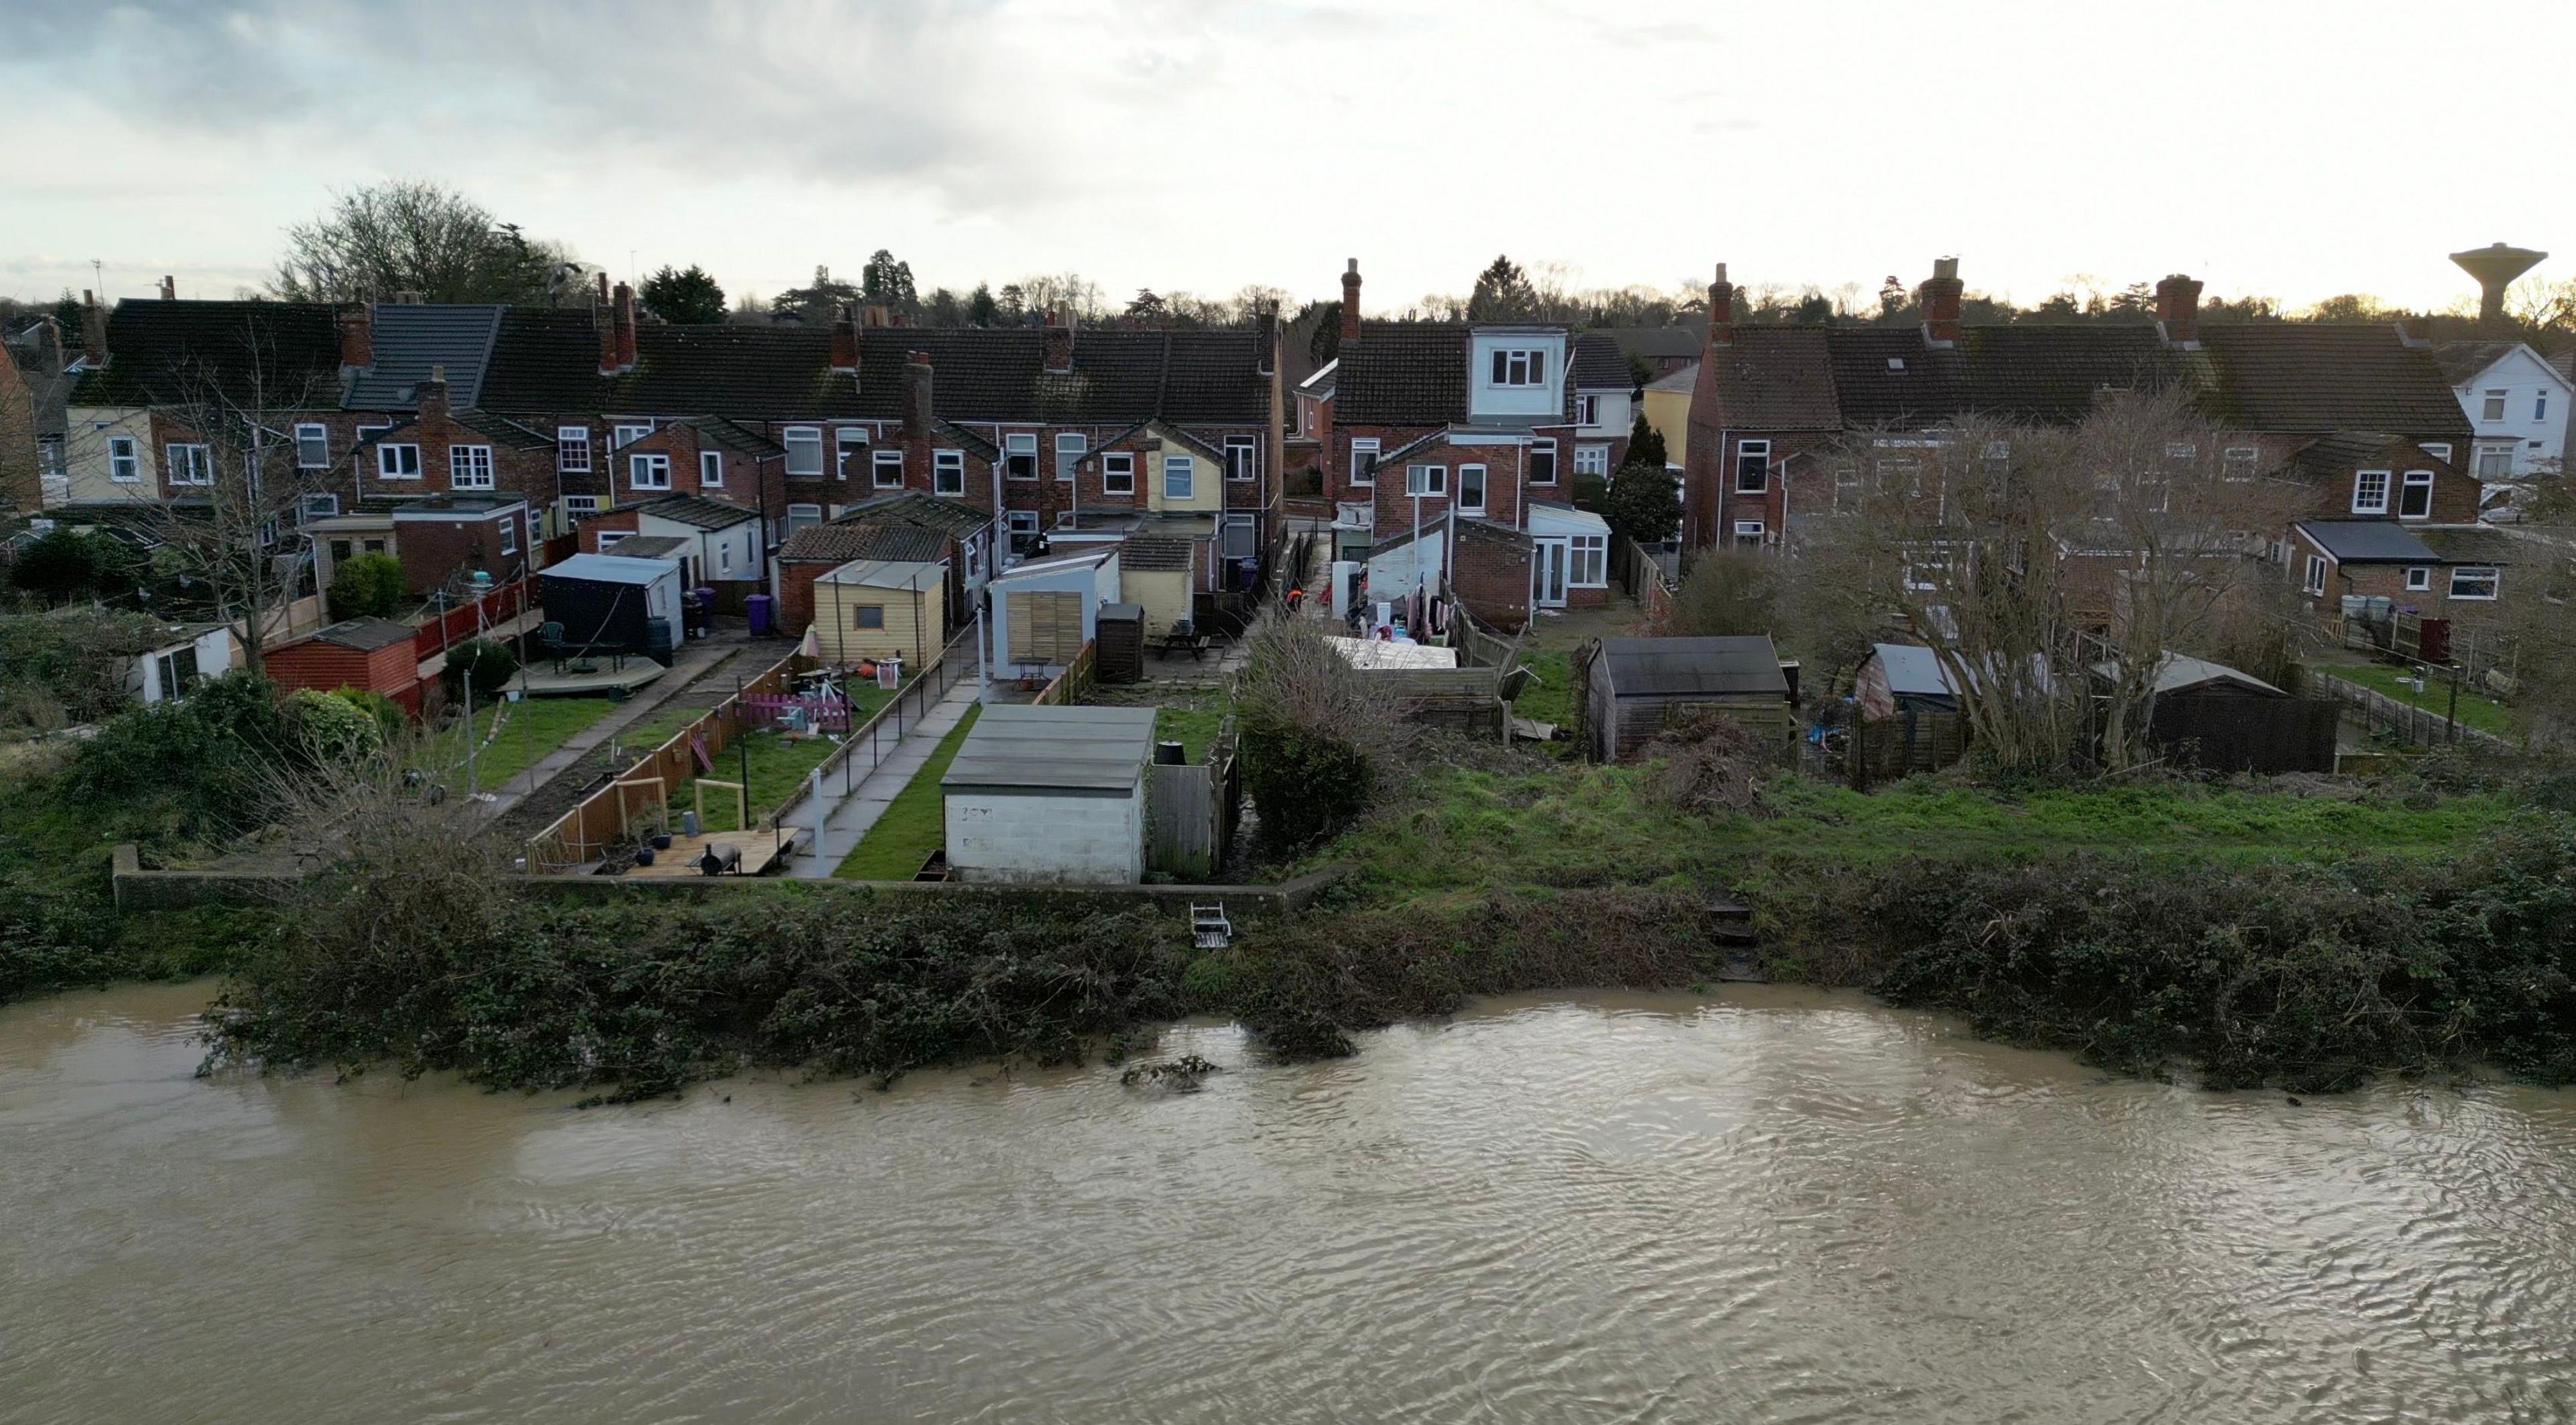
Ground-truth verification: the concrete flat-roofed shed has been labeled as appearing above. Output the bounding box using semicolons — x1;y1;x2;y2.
942;704;1157;884
1581;634;1793;762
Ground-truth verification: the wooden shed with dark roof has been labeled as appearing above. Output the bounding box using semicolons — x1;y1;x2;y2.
1576;634;1794;763
263;617;426;714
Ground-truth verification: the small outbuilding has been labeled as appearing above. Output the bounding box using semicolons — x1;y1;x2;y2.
264;617;425;713
1854;643;1960;720
539;552;686;664
988;545;1120;676
810;558;946;668
1578;634;1793;762
942;704;1157;884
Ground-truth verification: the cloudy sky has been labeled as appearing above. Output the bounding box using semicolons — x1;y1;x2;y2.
5;0;2570;315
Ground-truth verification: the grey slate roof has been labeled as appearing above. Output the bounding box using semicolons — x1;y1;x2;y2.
604;534;690;560
1646;361;1699;393
685;415;788;458
1599;325;1708;360
2296;520;2440;563
1596;635;1788;698
847;327;1270;426
343;304;504;411
943;704;1155;793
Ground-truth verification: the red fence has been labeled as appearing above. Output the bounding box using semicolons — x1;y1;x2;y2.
415;579;529;662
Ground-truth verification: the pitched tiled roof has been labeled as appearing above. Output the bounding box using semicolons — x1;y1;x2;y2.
480;313;868;418
2196;325;2471;439
2415;526;2524;565
933;419;1000;461
1118;533;1194;572
631;492;759;529
353;407;552;453
2432;339;2524;387
69;300;343;409
1599;324;1708;360
827;488;994;538
684;415;787;458
2289;431;2431;480
1571;331;1632;389
846;327;1269;425
1338;322;1470;424
1825;325;2181;428
778;519;951;565
343;304;504;410
1706;327;1841;429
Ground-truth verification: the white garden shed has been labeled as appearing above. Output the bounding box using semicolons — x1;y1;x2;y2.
941;704;1156;884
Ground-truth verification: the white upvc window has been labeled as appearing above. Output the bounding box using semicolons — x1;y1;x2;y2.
1403;463;1444;497
2351;469;2390;515
613;422;652;452
1349;437;1379;486
300;492;339;522
718;542;733;574
166;442;213;485
2448;566;2500;600
629;453;671;490
1732;519;1765;549
700;450;725;488
1224;435;1257;482
294;422;329;469
1004;432;1038;480
1164;453;1196;500
2399;470;2433;519
2405;566;2432;592
2481;388;2508;422
499;516;517;556
1006;510;1040;534
2476;444;2514;479
1102;451;1136;496
2302;554;2328;596
1457;463;1487;514
376;443;421;481
933;450;965;496
449;443;494;490
2222;445;2260;480
2422;442;2452;462
556;425;592;472
108;435;141;482
782;425;823;477
873;448;905;488
1529;436;1558;485
1576;394;1599;427
785;503;822;533
1735;439;1770;493
1570;532;1607;586
564;494;601;517
596;531;628;551
1575;442;1610;477
1057;432;1087;482
1490;348;1546;386
835;427;867;480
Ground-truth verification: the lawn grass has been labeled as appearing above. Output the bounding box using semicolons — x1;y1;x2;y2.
672;729;842;832
2312;661;2514;737
1510;647;1578;732
419;696;619;794
1154;698;1232;762
1317;760;2518;897
834;705;981;880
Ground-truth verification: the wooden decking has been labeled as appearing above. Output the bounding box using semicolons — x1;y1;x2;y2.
627;828;798;878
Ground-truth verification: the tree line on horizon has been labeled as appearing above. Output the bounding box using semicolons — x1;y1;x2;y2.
11;181;2576;356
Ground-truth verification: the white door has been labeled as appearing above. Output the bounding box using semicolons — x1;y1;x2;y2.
1532;537;1569;608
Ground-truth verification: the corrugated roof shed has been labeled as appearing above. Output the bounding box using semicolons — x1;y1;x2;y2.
778;519;951;566
943;704;1156;793
544;552;681;585
816;558;944;592
630;492;759;529
1598;635;1788;698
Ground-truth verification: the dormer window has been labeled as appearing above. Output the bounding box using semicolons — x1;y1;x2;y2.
1491;349;1546;386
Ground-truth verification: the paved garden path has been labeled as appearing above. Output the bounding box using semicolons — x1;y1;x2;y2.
780;676;982;879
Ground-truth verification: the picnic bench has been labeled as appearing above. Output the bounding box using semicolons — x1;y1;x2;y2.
1159;619;1211;661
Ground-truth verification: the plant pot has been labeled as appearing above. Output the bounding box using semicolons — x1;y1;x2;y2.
650;833;673;850
635;847;655;866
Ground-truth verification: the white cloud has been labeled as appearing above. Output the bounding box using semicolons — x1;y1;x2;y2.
3;0;2569;312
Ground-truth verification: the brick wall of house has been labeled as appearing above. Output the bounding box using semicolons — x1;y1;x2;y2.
0;344;38;510
396;515;517;596
1450;525;1534;631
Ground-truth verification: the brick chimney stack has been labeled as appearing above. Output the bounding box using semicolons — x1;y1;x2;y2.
2155;274;2204;347
596;303;618;376
612;282;638;371
902;350;935;440
1340;259;1362;344
1707;262;1735;349
158;275;176;301
419;364;449;421
1921;256;1964;346
830;305;859;374
80;291;107;366
336;303;372;371
1043;314;1074;374
596;272;611;306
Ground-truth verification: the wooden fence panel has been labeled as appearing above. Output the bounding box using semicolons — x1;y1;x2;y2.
529;647;807;867
2147;696;2340;774
1849;710;1969;788
1148;763;1219;880
2306;670;2511;751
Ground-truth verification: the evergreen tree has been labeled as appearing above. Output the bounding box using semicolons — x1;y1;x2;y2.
966;282;999;327
1601;462;1682;546
1467;254;1538;321
769;265;863;325
1627;410;1667;470
861;249;918;312
1126;288;1167;322
639;264;727;323
922;287;965;327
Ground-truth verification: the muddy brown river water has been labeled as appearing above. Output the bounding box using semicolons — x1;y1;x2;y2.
4;980;2573;1424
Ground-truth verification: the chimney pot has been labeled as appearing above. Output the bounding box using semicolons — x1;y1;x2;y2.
158;275;176;301
1340;258;1363;343
419;365;450;421
1044;321;1074;374
1707;263;1736;349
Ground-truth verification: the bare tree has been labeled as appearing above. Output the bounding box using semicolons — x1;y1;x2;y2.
273;180;583;306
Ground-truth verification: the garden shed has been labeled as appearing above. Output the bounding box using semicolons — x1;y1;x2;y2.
811;558;945;668
264;617;424;713
1578;634;1793;763
1854;643;1960;720
988;545;1120;677
539;552;685;664
942;704;1157;884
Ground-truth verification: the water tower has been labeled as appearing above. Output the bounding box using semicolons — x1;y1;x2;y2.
2449;242;2547;326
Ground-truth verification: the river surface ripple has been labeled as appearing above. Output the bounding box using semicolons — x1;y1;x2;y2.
4;981;2574;1424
